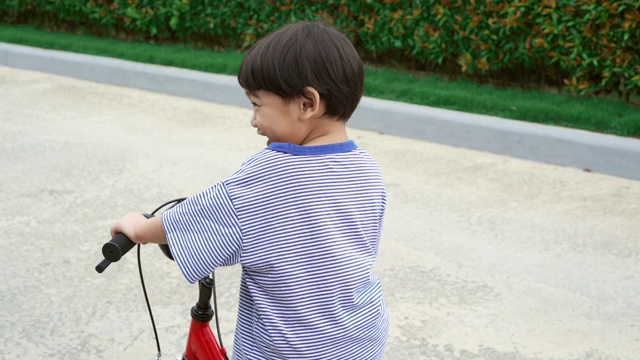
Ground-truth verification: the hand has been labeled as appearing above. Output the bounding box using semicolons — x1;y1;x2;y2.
110;212;168;245
110;212;148;244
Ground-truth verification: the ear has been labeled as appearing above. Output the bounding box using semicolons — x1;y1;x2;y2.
299;87;324;120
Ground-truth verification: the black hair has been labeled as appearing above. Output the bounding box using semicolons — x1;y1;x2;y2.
238;21;364;121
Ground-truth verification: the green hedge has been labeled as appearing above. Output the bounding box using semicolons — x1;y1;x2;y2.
2;0;639;100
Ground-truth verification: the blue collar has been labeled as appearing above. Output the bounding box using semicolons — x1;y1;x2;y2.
268;140;357;155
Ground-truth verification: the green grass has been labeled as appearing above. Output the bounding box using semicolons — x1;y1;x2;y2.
365;69;640;137
1;24;638;138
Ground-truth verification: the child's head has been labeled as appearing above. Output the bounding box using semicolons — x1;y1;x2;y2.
238;21;364;122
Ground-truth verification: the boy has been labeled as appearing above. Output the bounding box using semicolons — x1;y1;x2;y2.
111;21;388;359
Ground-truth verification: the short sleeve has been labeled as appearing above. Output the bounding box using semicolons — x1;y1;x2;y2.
162;182;242;283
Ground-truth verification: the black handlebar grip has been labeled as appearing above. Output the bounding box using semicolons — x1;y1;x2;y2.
102;233;136;262
95;259;111;273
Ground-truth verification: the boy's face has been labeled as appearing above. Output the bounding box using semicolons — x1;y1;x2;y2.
246;90;304;146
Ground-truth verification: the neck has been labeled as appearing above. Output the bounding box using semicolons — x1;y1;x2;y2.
300;119;348;146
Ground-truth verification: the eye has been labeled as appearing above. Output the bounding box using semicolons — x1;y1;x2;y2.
251;102;258;108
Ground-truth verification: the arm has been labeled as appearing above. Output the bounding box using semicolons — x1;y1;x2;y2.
110;212;168;244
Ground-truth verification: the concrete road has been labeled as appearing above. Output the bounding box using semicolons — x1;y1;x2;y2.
1;66;639;360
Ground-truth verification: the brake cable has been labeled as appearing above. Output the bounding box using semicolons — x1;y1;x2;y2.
136;198;226;359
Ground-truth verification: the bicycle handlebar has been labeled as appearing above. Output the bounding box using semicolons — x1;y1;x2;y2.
96;213;163;274
95;233;136;273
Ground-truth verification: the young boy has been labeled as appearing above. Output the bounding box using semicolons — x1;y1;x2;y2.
111;21;388;359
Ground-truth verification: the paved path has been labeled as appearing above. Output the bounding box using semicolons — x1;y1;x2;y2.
1;66;639;359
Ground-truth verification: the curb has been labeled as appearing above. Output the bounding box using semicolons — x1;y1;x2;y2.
2;42;639;180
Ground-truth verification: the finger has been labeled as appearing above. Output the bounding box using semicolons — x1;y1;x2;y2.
110;223;119;238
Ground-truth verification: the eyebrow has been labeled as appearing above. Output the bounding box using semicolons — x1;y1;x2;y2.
245;90;260;99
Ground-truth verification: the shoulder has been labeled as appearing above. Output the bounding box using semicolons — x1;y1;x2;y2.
229;148;289;178
225;146;383;187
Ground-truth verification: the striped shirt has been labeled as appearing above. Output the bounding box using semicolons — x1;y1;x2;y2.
163;140;388;359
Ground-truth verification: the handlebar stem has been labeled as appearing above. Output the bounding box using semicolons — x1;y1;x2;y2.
191;277;215;323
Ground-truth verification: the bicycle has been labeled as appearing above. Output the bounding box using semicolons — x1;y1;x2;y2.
95;198;229;360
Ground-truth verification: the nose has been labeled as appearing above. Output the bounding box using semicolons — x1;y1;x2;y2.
250;114;257;128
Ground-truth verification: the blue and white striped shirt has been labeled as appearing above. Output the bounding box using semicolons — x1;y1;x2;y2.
163;140;388;359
